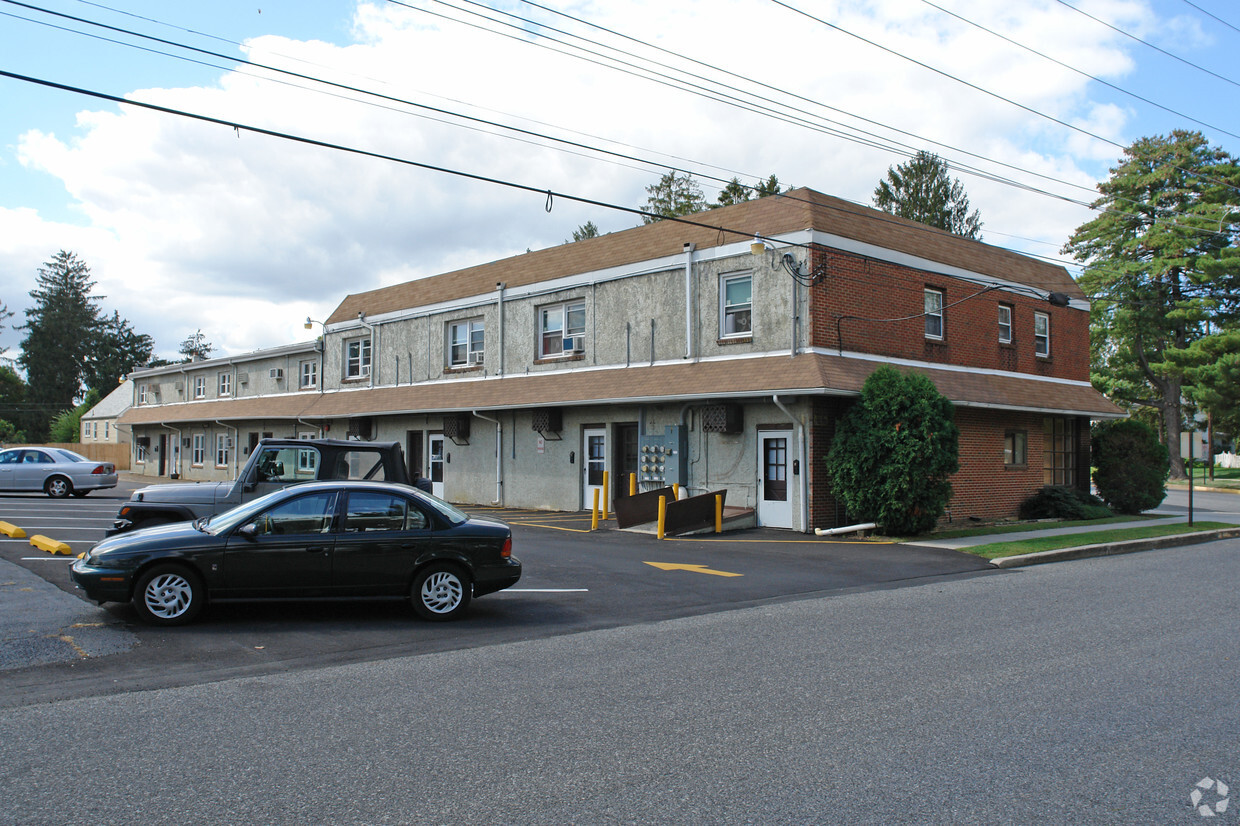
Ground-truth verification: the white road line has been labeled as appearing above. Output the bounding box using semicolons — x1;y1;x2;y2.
506;588;589;592
20;557;76;561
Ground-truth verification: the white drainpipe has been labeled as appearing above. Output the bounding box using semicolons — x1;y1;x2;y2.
684;242;695;361
496;282;506;377
472;410;502;505
771;394;808;533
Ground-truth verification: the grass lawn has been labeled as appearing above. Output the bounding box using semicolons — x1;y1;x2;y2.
963;521;1234;560
1170;465;1240;489
926;514;1162;541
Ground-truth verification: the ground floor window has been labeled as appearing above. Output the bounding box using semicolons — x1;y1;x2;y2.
192;434;205;466
1004;430;1027;467
1043;417;1076;485
216;434;230;468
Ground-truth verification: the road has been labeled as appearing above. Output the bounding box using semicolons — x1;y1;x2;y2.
2;532;1236;824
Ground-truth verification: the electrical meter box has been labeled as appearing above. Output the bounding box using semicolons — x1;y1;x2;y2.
638;426;687;487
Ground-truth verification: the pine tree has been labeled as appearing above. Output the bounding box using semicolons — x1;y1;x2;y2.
873;151;982;239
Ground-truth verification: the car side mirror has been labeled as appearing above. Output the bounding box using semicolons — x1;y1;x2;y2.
238;523;259;540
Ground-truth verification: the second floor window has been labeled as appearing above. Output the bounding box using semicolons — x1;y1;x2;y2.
998;304;1013;344
193;376;206;399
539;300;586;358
1034;312;1050;357
925;288;944;339
345;338;371;379
300;359;318;389
218;372;232;397
721;273;753;338
138;385;150;404
449;319;485;367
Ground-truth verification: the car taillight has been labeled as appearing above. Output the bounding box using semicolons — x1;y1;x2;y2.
500;536;512;558
92;464;113;475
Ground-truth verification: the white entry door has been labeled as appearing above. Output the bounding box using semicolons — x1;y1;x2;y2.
582;427;607;510
757;429;794;529
428;433;445;499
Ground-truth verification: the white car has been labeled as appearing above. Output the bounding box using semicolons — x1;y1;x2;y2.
0;447;118;498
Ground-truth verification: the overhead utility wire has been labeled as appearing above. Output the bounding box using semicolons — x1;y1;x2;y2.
1054;0;1240;89
920;0;1240;141
1;0;752;190
437;0;1101;205
1;3;1101;280
1179;0;1240;36
769;0;1240;200
421;0;1233;242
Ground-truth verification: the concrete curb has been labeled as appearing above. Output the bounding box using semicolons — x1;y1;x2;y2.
990;526;1240;568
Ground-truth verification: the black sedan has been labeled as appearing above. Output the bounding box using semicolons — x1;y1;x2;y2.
71;481;520;625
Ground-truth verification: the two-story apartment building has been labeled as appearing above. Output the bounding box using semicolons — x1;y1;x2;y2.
119;188;1122;530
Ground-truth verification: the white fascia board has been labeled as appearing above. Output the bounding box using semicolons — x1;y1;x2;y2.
129;341;320;378
813;347;1097;389
808;229;1089;310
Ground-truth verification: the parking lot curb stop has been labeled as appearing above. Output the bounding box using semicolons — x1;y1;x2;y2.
30;535;72;555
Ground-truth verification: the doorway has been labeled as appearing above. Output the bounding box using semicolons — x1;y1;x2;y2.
428;433;445;499
582;427;607;510
757;429;794;528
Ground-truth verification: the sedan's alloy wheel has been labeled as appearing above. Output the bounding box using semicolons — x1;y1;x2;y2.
143;572;195;620
421;570;463;614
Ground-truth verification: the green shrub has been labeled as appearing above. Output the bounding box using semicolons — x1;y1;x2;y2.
1092;419;1169;514
826;365;959;535
1018;485;1111;520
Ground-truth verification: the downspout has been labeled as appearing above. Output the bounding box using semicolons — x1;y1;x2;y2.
683;242;696;361
472;410;503;505
215;420;239;478
297;418;320;437
496;282;506;377
159;423;181;478
771;395;808;533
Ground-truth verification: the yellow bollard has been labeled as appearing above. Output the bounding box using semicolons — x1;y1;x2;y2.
657;495;666;540
672;483;679;500
592;488;600;531
715;494;723;533
602;471;609;521
629;472;637;497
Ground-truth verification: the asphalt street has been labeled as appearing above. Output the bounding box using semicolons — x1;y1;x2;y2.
1;535;1236;824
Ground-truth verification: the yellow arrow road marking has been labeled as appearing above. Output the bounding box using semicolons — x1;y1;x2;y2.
644;562;742;577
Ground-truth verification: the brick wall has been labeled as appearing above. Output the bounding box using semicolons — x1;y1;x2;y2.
807;245;1089;381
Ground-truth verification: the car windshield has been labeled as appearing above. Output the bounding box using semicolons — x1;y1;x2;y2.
51;449;88;463
412;489;468;526
202;487;298;535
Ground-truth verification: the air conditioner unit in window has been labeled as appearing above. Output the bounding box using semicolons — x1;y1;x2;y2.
237;372;249;384
470;352;484;365
174;381;184;392
562;336;584;354
269;368;284;380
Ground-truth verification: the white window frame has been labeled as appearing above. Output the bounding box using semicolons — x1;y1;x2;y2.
138;385;150;405
1034;312;1050;357
83;422;90;440
215;434;230;468
345;338;371;379
720;272;753;338
448;319;485;367
136;441;147;463
218;372;232;397
924;288;944;339
299;359;318;390
538;300;586;358
104;422;109;440
192;434;205;467
193;376;206;399
998;304;1013;344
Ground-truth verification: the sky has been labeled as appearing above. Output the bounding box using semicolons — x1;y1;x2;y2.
1;0;1238;366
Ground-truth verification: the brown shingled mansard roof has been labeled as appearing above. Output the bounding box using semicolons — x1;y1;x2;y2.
326;187;1083;324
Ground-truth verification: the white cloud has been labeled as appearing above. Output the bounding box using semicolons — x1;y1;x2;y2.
0;0;1193;361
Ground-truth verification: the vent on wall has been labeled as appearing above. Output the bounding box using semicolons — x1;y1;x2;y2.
443;413;471;445
701;403;743;434
531;408;563;434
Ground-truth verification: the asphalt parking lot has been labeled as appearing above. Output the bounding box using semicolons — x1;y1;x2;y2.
0;479;995;708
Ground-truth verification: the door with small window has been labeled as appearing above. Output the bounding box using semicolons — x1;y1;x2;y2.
757;429;793;528
428;433;445;499
582;427;607;511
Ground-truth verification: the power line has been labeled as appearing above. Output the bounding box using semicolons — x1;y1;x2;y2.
1054;0;1240;89
920;0;1240;142
1179;0;1240;36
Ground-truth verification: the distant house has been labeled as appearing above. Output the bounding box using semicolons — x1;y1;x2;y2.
81;380;133;446
120;188;1124;530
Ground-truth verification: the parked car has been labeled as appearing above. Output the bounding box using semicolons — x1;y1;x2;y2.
0;447;117;498
72;480;520;625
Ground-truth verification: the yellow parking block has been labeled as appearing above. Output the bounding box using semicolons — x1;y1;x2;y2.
30;535;72;555
0;520;26;538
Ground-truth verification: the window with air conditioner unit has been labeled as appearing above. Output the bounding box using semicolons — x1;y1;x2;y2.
539;299;585;358
269;368;284;380
448;319;485;367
